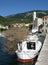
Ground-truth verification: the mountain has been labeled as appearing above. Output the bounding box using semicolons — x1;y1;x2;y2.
0;16;7;25
0;10;48;25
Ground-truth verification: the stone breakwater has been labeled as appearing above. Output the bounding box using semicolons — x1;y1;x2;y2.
1;28;28;54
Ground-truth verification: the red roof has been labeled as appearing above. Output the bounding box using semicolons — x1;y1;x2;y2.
43;16;48;18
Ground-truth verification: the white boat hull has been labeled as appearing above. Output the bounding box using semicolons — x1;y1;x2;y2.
16;43;42;62
16;50;38;59
16;50;39;62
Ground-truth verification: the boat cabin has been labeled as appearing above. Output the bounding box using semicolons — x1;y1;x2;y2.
27;42;35;50
17;40;36;51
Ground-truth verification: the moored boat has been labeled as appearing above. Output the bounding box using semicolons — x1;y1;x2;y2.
15;35;42;62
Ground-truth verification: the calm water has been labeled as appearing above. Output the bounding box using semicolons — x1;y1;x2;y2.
0;34;45;65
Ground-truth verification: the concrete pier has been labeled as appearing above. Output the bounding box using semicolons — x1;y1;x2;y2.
36;33;48;65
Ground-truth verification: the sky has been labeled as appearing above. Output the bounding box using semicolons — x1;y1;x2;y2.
0;0;48;16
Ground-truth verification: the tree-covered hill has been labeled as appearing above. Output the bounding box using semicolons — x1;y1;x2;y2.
0;10;48;25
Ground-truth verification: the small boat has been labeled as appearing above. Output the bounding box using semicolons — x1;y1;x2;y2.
15;35;42;62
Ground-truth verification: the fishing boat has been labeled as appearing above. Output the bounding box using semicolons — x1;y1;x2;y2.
15;35;42;62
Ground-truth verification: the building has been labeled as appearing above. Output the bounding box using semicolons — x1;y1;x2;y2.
42;16;48;33
33;12;37;28
37;18;43;27
33;12;36;21
0;24;8;29
43;16;48;26
33;12;43;30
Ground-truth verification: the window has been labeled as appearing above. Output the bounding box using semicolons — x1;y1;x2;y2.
27;42;35;50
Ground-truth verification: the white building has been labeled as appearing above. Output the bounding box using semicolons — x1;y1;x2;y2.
43;16;48;27
33;12;36;21
33;12;37;28
0;24;8;29
42;16;48;33
37;18;43;27
33;12;43;32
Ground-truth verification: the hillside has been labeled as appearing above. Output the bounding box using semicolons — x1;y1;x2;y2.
0;16;12;26
0;10;48;25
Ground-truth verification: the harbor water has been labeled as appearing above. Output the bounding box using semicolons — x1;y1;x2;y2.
0;34;45;65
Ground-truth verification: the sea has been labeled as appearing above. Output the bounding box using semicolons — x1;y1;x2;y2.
0;34;45;65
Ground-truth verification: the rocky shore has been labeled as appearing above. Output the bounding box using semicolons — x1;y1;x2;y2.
1;27;28;54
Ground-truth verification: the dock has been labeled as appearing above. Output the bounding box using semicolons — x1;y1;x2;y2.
35;33;48;65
